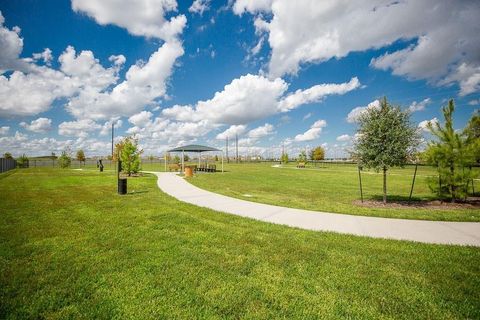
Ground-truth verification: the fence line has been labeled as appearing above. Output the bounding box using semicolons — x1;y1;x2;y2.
0;158;17;173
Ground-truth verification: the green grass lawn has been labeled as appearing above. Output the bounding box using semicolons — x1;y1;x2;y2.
187;162;480;222
1;168;479;319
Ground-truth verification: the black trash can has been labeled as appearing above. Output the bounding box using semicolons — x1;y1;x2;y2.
118;178;127;195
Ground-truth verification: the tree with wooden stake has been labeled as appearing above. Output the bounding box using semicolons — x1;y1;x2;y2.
353;97;420;204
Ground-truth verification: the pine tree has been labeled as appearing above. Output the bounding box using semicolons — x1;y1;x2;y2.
425;100;476;202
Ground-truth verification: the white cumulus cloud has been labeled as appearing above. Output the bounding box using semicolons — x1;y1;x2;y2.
58;119;101;137
71;0;186;41
408;98;431;112
20;117;52;133
235;0;480;95
336;134;351;142
294;119;326;142
189;0;210;15
346;100;381;123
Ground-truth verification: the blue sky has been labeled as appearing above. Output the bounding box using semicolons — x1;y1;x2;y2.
0;0;479;157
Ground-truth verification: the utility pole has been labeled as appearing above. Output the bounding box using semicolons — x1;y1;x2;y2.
226;136;229;163
235;134;238;163
111;122;114;158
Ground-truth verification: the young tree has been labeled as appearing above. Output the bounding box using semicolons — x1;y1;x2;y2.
120;136;143;176
173;155;180;164
17;154;29;168
3;152;13;159
58;149;72;168
353;97;420;203
184;154;190;162
281;152;289;164
76;149;86;166
310;146;325;160
425;100;476;202
298;150;307;163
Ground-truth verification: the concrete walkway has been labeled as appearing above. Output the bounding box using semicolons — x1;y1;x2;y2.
148;172;480;246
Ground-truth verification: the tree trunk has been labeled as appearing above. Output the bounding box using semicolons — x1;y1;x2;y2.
450;165;455;203
383;166;387;204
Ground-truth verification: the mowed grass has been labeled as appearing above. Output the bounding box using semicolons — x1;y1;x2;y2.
0;168;479;319
188;162;480;221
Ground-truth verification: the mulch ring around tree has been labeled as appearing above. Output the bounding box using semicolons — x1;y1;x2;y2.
353;198;480;210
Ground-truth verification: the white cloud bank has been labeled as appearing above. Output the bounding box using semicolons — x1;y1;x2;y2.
0;9;184;120
71;0;186;41
234;0;480;95
162;74;360;125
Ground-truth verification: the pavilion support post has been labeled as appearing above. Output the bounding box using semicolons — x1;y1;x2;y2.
164;153;167;172
198;152;201;167
221;151;224;173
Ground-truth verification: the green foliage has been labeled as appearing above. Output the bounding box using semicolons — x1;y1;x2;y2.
173;155;180;164
184;154;190;162
3;152;13;159
298;151;307;163
281;152;289;164
113;140;124;162
353;97;420;203
214;155;219;161
17;154;29;168
464;110;480;164
120;136;143;176
424;100;477;202
309;146;325;160
76;149;86;164
58;149;71;169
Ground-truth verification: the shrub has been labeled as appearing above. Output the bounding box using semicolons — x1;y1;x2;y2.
58;150;72;168
17;154;29;168
120;136;143;176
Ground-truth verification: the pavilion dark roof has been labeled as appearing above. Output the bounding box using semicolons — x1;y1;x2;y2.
167;144;220;152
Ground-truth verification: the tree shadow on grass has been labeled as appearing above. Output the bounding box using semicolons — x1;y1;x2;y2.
126;190;149;195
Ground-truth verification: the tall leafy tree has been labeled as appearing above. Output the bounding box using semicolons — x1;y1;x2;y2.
76;149;86;165
120;136;143;176
309;146;325;160
353;97;420;203
3;152;13;159
425;100;476;202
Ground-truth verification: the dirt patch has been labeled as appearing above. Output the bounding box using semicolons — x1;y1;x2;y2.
353;198;480;210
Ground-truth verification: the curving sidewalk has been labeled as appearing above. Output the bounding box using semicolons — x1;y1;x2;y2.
147;172;480;246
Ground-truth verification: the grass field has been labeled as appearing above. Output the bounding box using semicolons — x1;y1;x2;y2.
188;162;480;221
1;168;479;319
